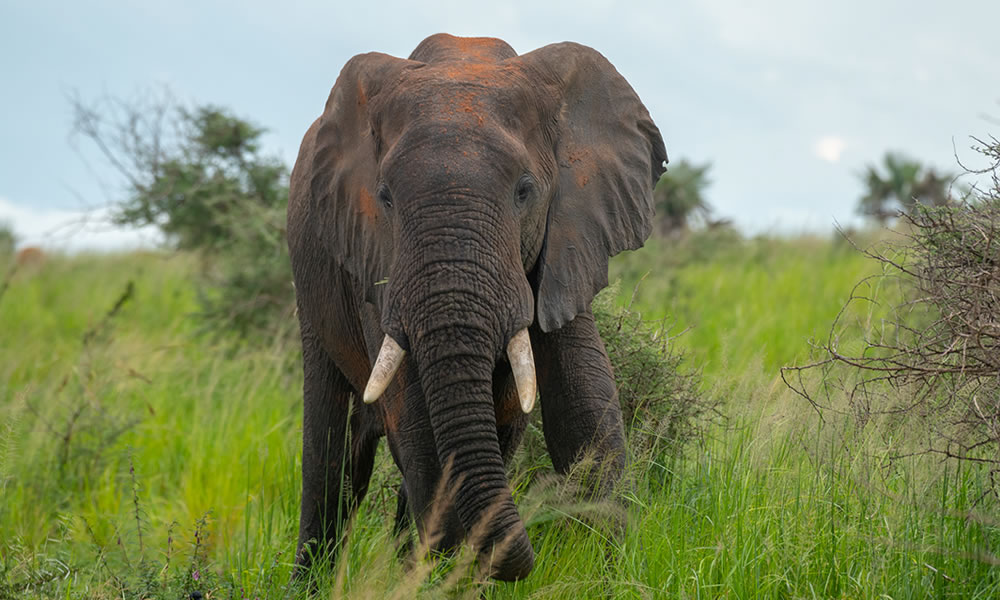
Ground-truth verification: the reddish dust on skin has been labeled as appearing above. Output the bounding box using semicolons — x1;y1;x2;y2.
378;387;404;434
442;61;502;82
401;36;523;130
448;36;507;59
358;187;376;221
566;148;596;188
427;35;515;64
432;86;489;127
357;80;368;107
434;50;513;127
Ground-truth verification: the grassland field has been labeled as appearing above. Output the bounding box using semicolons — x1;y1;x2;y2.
1;231;998;599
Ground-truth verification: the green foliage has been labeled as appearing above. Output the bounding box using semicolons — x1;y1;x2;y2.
4;243;1000;598
0;253;300;598
515;283;709;487
110;107;286;251
72;95;294;340
592;282;711;455
857;152;955;224
652;158;713;235
609;229;883;376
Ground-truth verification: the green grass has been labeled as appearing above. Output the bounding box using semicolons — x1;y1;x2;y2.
610;231;886;377
2;235;998;599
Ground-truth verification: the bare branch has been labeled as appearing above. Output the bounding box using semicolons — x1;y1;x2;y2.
783;138;1000;480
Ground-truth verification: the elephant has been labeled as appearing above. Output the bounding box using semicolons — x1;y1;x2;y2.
287;33;666;581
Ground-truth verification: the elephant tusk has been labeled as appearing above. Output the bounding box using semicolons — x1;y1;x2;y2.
507;328;536;414
363;335;407;404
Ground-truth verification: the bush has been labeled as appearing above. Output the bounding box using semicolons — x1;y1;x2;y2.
784;136;1000;473
513;282;711;485
71;91;294;340
593;282;712;457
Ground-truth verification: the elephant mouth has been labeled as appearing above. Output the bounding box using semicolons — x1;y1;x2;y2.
362;329;536;414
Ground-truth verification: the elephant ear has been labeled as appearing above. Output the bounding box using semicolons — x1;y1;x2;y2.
288;52;418;305
516;43;667;332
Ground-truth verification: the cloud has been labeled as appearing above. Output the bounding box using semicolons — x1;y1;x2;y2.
0;197;162;251
814;136;847;163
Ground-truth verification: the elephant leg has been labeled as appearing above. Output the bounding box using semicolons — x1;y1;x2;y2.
530;309;625;497
392;485;410;538
348;412;380;506
294;324;378;574
391;485;415;558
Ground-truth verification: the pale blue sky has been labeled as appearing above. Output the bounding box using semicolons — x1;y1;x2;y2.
1;0;998;248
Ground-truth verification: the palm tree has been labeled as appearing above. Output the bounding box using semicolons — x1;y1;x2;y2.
857;153;952;225
653;159;712;236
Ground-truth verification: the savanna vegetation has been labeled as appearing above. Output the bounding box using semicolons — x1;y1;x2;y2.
1;99;998;598
4;229;999;598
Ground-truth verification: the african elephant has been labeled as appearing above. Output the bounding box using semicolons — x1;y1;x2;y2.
287;33;666;581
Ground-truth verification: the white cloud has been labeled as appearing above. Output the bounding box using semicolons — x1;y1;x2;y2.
814;136;847;163
0;197;162;252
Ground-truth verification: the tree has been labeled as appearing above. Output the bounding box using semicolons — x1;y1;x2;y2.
652;159;713;236
72;91;294;339
857;152;953;225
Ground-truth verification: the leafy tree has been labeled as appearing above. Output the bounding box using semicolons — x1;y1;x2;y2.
857;152;954;225
72;91;294;339
652;159;713;236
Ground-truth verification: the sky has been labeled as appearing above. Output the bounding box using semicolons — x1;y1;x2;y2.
1;0;998;250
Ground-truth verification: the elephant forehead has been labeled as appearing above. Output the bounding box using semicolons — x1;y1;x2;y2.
409;34;518;64
376;63;544;130
383;121;529;184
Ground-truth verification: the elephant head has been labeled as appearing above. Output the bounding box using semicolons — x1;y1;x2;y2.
288;34;665;580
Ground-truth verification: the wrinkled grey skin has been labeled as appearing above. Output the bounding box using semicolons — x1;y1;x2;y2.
287;33;666;581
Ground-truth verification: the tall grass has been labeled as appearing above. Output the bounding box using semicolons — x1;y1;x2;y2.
0;252;300;597
610;232;882;377
2;236;998;598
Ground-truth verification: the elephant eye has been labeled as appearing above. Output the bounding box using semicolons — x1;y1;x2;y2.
377;183;393;209
515;174;535;206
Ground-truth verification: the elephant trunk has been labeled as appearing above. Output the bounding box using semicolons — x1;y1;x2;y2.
411;322;534;579
384;194;536;580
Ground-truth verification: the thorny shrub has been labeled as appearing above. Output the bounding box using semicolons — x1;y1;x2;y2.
515;282;712;482
783;136;1000;487
594;282;713;456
